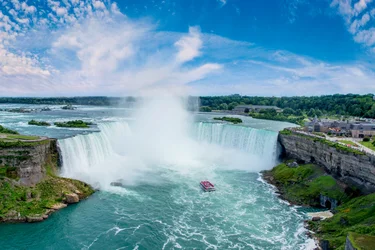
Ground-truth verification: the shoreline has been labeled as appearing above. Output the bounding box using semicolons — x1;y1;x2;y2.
0;176;95;223
258;172;324;249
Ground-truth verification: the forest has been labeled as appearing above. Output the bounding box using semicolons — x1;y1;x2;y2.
199;94;375;118
1;94;375;118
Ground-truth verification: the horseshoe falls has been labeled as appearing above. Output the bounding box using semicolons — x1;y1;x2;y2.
0;111;313;250
49;121;312;249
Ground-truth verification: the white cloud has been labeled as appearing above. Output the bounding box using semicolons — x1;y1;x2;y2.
349;12;370;33
354;0;373;15
56;7;68;16
21;2;36;14
0;0;374;96
331;0;375;51
175;27;202;63
111;2;121;14
93;1;106;10
0;46;50;76
354;28;375;46
218;0;227;7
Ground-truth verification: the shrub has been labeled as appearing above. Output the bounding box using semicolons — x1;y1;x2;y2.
199;106;212;112
363;137;370;142
54;120;93;128
213;117;242;124
28;120;51;126
0;125;18;134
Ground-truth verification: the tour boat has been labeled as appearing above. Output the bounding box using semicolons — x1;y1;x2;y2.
200;181;215;192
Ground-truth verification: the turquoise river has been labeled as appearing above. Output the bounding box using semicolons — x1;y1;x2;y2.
0;103;316;250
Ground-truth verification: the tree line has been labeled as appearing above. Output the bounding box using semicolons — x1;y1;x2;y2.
0;97;135;106
1;94;375;118
199;94;375;118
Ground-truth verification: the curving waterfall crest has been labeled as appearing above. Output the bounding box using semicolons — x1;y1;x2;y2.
58;121;279;188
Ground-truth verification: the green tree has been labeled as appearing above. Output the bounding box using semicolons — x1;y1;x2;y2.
199;106;212;112
228;102;239;110
315;109;323;117
282;108;295;116
307;108;316;117
365;104;375;118
219;103;228;110
295;109;303;116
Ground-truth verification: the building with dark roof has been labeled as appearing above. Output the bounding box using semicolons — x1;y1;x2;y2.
232;105;282;114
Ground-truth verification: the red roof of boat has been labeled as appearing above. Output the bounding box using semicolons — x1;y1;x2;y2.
200;181;214;188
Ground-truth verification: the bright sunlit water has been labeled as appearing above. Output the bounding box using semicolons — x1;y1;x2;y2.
0;102;314;250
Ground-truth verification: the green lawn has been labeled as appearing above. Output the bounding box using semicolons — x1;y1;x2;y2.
0;133;39;141
340;140;358;147
359;140;375;151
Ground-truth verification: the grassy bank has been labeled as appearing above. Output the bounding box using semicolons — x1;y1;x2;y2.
263;163;351;206
0;127;94;222
0;176;94;220
264;161;375;249
309;194;375;249
360;140;375;151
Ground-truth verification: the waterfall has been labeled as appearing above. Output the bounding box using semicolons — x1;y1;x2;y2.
58;122;132;183
58;121;279;187
192;122;278;158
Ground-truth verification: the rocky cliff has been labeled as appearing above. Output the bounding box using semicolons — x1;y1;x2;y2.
0;139;59;186
278;132;375;193
0;137;94;223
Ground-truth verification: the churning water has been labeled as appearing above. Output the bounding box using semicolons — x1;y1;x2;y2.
0;102;312;249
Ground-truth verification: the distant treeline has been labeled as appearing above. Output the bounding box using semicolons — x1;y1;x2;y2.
200;94;375;118
0;97;135;106
1;94;375;118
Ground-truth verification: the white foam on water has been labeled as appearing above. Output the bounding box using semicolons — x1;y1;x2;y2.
57;96;312;249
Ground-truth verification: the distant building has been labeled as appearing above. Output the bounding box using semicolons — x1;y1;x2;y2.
351;124;375;138
305;119;375;138
232;105;282;114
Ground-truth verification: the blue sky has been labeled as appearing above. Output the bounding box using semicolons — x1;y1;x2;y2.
0;0;375;96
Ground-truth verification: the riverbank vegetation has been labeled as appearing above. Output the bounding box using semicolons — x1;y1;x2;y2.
309;194;375;249
28;120;51;126
54;120;93;128
0;139;94;222
263;163;352;206
0;169;94;222
0;125;18;135
213;117;242;124
249;109;305;126
263;161;375;249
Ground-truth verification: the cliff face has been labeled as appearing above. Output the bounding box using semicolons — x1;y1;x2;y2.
278;133;375;193
0;139;59;186
0;137;94;223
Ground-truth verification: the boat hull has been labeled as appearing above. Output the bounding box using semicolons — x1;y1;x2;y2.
200;182;215;192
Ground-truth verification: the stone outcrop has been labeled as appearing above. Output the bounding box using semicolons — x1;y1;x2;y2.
65;193;80;203
278;132;375;193
320;195;339;210
0;136;94;224
0;139;59;186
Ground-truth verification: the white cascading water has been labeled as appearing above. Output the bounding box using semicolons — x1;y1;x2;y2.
193;122;278;157
58;97;279;189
